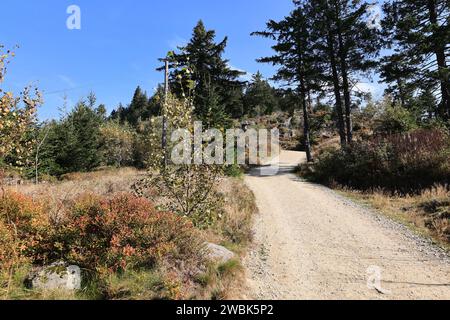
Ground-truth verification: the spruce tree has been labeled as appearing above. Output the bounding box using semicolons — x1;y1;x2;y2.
166;20;245;126
127;86;149;126
382;0;450;120
40;98;104;175
244;71;278;116
111;86;149;126
253;5;320;162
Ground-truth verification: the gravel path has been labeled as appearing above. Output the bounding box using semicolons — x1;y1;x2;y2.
242;151;450;300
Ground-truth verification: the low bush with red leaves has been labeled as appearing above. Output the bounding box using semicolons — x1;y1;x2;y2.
0;191;204;299
0;191;51;290
50;193;203;274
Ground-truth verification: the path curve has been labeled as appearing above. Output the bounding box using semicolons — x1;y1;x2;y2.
242;151;450;300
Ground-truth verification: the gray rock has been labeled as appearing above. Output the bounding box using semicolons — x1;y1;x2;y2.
204;243;235;264
27;262;81;291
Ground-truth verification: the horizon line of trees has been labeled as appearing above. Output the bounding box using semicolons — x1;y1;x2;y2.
2;0;449;178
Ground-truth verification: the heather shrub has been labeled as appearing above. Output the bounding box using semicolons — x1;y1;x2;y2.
50;193;204;274
0;191;204;299
0;192;51;295
305;129;450;193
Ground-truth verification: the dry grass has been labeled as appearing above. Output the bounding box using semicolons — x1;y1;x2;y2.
213;178;257;251
4;168;145;228
338;185;450;251
195;177;257;300
9;167;143;198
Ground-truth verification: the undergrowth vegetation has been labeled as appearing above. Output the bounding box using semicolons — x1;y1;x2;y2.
0;168;256;300
302;128;450;194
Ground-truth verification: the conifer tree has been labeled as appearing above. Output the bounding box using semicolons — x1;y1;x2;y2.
381;0;450;120
253;5;319;162
111;86;149;126
166;20;245;126
244;71;278;116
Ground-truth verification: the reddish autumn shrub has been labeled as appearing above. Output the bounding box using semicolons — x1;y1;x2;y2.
0;192;51;282
50;193;203;274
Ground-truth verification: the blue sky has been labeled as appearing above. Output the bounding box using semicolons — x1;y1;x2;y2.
1;1;385;120
1;0;297;120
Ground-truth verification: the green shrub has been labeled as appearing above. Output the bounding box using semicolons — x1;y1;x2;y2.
224;164;244;178
305;129;450;193
375;105;417;134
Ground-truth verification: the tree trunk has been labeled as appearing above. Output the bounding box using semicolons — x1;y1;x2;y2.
428;0;450;120
162;59;169;168
300;82;313;163
323;0;346;147
397;78;406;108
326;31;347;147
339;48;353;144
335;0;353;144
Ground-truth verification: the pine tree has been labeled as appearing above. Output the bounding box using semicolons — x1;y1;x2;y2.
166;20;245;126
382;0;450;120
379;53;417;108
253;5;320;162
307;0;381;144
244;71;278;116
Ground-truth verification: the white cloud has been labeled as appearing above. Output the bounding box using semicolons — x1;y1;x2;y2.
227;63;253;82
57;74;77;89
353;82;385;99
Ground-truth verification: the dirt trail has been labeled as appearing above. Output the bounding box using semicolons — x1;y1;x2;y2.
242;151;450;300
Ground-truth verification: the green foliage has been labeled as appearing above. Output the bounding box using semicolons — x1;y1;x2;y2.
99;121;135;167
111;86;159;126
139;165;224;229
37;98;104;176
375;105;418;134
305;129;450;193
244;72;278;116
381;0;450;120
224;164;244;178
133;91;225;228
166;20;245;126
275;89;299;114
100;269;177;300
132;120;154;169
0;46;41;173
